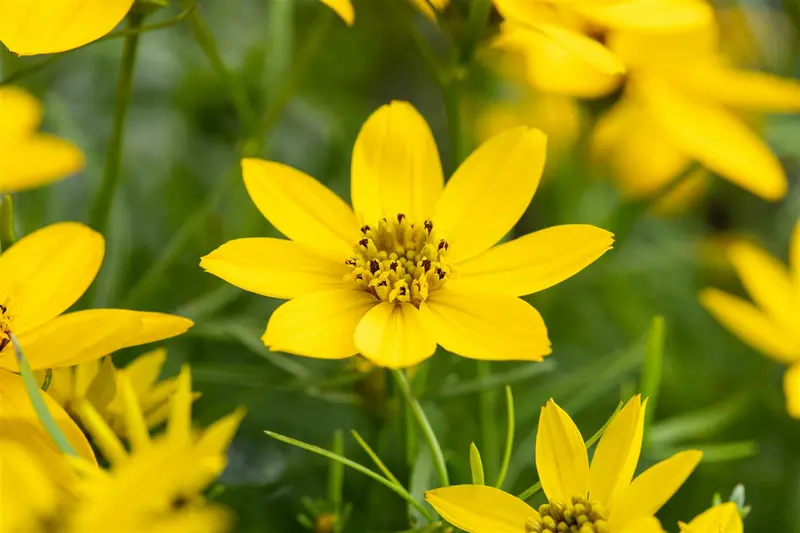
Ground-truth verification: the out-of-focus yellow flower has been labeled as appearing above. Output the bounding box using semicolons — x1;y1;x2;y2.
319;0;449;25
319;0;355;25
408;0;450;21
426;396;702;532
0;0;135;56
201;101;613;369
0;222;193;464
593;22;800;201
0;366;244;533
700;220;800;418
45;348;199;438
0;87;84;194
679;502;743;533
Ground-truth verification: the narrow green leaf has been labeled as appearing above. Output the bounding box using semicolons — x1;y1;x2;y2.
495;386;515;489
328;430;344;515
641;316;665;446
0;194;16;252
469;442;485;485
351;429;404;489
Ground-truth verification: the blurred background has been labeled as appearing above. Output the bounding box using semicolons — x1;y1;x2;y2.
3;0;800;530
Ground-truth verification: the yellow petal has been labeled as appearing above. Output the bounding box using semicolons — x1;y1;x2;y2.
456;225;614;297
0;438;60;531
197;407;246;460
351;101;444;224
0;222;103;334
536;399;590;504
784;364;800;419
608;25;718;70
6;310;192;370
408;0;449;20
0;0;135;55
618;517;665;533
318;0;354;25
425;485;538;533
639;77;787;201
263;289;378;359
434;127;547;263
0;134;84;194
792;219;800;285
588;396;646;512
532;23;625;76
728;241;800;337
0;87;42;140
0;370;97;464
578;0;713;33
121;348;167;398
354;302;436;369
686;503;743;533
609;450;702;530
201;238;350;299
116;373;150;453
168;366;192;441
699;288;800;363
241;158;359;259
419;284;551;361
73;398;128;465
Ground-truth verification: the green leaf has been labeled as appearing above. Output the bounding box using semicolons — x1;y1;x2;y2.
469;442;485;485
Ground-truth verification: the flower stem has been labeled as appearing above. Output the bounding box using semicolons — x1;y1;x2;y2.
466;0;493;60
477;360;498;481
391;369;450;487
495;385;515;489
0;195;16;252
89;12;144;235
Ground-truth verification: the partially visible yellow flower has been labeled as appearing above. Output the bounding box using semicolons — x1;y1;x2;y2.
700;219;800;418
319;0;354;25
408;0;450;21
201;101;614;369
426;396;702;533
0;0;135;55
679;503;743;533
318;0;449;25
0;87;84;194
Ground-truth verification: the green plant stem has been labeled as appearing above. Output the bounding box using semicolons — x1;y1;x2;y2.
89;13;144;235
477;360;498;481
351;430;404;488
101;4;197;42
266;431;435;522
391;369;449;487
495;386;515;489
641;316;665;448
12;335;76;456
0;54;62;86
0;195;15;252
466;0;493;60
329;430;345;517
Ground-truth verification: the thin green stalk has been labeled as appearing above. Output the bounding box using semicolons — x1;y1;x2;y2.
13;335;76;456
495;386;515;489
89;13;144;235
328;430;345;517
0;54;62;86
266;431;435;522
0;195;15;252
641;316;665;448
351;429;404;488
100;4;197;42
391;369;449;487
466;0;493;60
477;360;498;481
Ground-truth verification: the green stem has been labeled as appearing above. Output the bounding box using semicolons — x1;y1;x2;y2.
466;0;493;60
12;334;76;456
0;195;15;252
391;369;449;487
641;316;665;449
100;4;198;42
328;430;345;518
494;386;515;489
0;54;62;86
477;360;497;481
89;13;144;235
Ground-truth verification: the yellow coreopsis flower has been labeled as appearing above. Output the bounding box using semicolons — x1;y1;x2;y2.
201;101;614;369
0;0;135;55
679;503;743;533
318;0;449;25
0;87;84;194
0;222;193;462
592;22;800;201
426;397;703;533
700;219;800;418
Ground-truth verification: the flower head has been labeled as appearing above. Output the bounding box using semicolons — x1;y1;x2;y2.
678;503;743;533
425;397;702;533
700;219;800;417
0;87;84;194
0;0;135;55
202;101;613;368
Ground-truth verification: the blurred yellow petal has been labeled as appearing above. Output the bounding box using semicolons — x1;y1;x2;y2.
686;502;743;533
116;373;150;453
197;407;246;461
578;0;713;33
242;159;359;258
536;399;590;504
408;0;448;20
319;0;354;25
792;220;800;285
784;364;800;419
609;450;702;530
651;168;712;216
0;0;135;55
0;222;103;334
425;485;538;533
589;397;646;512
456;225;614;297
618;517;665;533
0;370;97;464
434;127;546;263
608;25;718;69
263;289;377;359
351;101;444;224
169;366;192;441
728;241;800;336
201;238;349;299
0;134;84;194
73;398;128;465
0;87;42;140
354;302;436;368
699;288;800;363
419;284;551;361
122;348;167;398
640;77;787;201
0;438;60;531
534;23;625;76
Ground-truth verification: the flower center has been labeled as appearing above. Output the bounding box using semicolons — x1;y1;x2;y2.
345;214;450;306
0;304;13;352
525;497;609;533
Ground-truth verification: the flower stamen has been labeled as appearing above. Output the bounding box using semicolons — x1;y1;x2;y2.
525;497;609;533
345;214;450;306
0;304;13;352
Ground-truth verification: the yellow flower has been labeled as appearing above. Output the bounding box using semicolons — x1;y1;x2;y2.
407;0;450;21
0;87;84;194
678;503;743;533
699;219;800;418
0;222;193;463
317;0;449;25
201;101;614;369
319;0;355;25
0;0;135;55
425;397;703;533
592;22;800;201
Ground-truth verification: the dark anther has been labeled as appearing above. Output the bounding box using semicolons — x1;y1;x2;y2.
422;259;432;272
389;261;398;271
369;259;380;274
436;267;445;279
424;220;433;233
356;273;363;280
397;213;406;223
377;280;388;287
438;239;449;251
359;238;369;248
172;495;190;510
0;338;8;352
360;225;371;234
399;287;407;295
0;304;6;313
345;258;356;266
